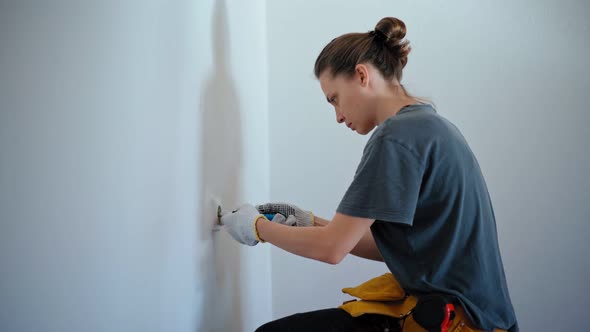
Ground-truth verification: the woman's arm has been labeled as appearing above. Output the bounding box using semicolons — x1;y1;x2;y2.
314;216;383;262
256;213;374;264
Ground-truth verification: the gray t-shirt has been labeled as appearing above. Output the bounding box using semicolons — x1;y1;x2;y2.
337;104;518;332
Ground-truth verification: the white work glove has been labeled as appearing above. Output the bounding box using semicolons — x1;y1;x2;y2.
256;202;314;227
268;213;298;227
219;204;267;246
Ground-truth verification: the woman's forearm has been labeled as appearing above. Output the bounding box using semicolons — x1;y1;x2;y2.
256;217;341;264
313;215;382;262
313;216;330;226
258;216;383;263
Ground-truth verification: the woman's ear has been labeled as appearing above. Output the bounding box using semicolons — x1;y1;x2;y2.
355;64;370;87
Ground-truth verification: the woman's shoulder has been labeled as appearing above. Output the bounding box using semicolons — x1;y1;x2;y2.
366;104;467;161
373;104;445;142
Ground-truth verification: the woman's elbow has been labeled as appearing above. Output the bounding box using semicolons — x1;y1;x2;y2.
323;248;348;265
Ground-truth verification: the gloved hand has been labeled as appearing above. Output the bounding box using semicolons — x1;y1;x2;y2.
269;213;298;227
219;204;266;246
256;202;314;227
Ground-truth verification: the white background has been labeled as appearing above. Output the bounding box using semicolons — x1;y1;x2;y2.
1;1;588;331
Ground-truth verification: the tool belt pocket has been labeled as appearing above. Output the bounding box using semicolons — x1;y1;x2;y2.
338;273;488;332
339;273;417;319
448;322;476;332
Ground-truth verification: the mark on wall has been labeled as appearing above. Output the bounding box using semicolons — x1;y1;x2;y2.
197;0;244;331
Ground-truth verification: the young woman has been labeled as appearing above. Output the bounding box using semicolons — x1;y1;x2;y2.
220;17;518;332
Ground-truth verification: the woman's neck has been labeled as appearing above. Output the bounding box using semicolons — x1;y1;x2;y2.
374;88;418;125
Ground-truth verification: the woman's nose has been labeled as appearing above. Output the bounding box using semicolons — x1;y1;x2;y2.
336;112;345;123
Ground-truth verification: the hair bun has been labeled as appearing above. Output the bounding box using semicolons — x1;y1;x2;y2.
375;17;406;41
375;17;411;67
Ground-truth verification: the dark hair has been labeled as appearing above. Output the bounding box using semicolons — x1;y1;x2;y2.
314;17;411;82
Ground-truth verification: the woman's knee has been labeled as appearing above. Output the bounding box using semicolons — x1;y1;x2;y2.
254;313;305;332
254;321;273;332
254;318;284;332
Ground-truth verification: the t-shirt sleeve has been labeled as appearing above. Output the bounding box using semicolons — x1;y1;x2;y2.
336;137;424;225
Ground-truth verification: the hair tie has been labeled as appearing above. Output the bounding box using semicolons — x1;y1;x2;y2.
370;29;388;42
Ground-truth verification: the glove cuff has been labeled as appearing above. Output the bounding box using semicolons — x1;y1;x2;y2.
253;215;267;243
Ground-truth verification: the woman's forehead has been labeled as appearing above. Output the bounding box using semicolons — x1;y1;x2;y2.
319;72;346;89
318;73;335;94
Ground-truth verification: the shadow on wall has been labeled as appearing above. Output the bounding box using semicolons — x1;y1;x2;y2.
197;0;243;331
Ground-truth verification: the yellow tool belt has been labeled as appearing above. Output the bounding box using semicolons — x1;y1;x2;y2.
338;273;507;332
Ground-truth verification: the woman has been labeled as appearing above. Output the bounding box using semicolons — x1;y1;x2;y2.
220;17;518;332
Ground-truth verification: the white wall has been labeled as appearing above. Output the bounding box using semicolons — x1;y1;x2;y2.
3;1;588;330
267;1;590;331
0;1;270;331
